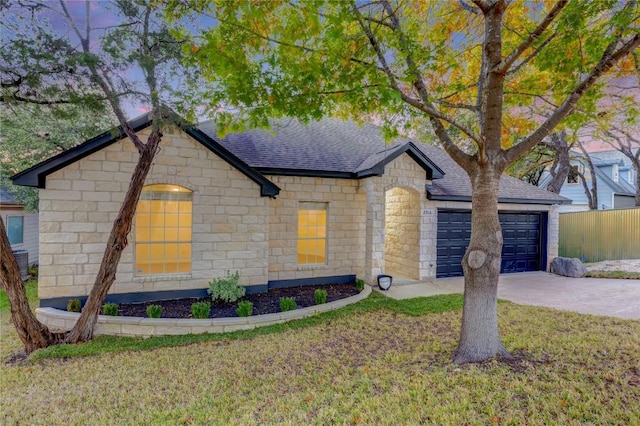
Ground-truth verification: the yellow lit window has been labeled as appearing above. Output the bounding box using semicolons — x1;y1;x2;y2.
297;202;327;264
135;184;192;276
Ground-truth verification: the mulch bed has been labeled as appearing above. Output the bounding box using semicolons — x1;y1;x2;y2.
116;283;361;319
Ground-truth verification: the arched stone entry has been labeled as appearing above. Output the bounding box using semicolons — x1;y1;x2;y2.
384;187;420;280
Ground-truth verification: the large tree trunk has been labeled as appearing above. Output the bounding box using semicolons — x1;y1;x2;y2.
544;132;572;194
65;128;162;343
0;218;64;352
577;142;598;209
453;165;510;364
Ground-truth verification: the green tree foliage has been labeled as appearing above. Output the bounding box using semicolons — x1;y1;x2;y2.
0;0;201;352
0;104;115;211
170;0;639;363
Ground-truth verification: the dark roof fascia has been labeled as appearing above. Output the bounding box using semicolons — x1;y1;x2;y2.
426;192;572;205
0;199;23;208
368;142;445;180
11;113;280;198
11;113;152;188
256;167;359;179
612;192;634;198
406;142;445;179
184;128;280;197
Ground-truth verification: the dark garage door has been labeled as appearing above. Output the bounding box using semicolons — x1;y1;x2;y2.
436;210;545;278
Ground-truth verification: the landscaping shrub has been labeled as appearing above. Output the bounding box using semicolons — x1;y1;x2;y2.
236;300;253;317
102;303;119;316
146;305;163;318
208;271;245;304
28;263;39;279
279;297;297;312
356;278;365;292
191;301;211;319
314;289;327;305
67;299;81;313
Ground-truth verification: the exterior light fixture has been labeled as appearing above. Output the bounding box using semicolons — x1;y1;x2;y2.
377;274;393;291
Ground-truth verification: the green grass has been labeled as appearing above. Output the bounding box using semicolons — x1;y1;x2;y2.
24;292;465;362
0;279;38;311
2;285;640;424
585;270;640;279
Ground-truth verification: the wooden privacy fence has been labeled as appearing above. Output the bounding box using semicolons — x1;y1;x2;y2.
559;208;640;262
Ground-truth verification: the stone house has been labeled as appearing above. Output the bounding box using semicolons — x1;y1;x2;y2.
12;114;568;309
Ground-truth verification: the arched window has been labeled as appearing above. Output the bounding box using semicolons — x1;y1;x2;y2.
135;184;192;276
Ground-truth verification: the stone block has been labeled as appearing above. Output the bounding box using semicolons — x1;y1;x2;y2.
550;257;587;278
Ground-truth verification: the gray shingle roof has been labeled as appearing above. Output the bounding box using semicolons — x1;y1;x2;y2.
412;143;568;203
203;118;567;204
200;118;409;173
0;187;18;205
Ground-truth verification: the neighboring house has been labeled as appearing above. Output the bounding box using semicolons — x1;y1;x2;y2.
0;186;39;277
12;114;568;310
539;149;636;212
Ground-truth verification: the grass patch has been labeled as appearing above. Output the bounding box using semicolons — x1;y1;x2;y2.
586;270;640;279
0;280;38;311
25;293;464;362
1;295;639;425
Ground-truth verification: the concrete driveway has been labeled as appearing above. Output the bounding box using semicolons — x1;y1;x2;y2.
380;272;640;320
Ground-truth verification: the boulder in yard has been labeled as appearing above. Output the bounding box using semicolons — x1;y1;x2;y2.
551;257;587;278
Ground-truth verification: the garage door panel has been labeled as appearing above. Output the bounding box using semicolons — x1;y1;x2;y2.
437;210;543;278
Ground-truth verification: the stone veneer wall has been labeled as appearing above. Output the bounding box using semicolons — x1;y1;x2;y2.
267;176;367;282
361;153;435;283
384;187;420;279
38;127;270;301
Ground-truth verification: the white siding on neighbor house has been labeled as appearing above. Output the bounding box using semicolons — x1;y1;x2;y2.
556;160;619;211
1;207;39;265
38;127;270;301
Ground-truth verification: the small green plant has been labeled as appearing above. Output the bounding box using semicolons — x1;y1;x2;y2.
314;289;328;305
356;278;365;292
191;301;211;319
208;271;245;304
102;303;119;316
279;297;297;312
236;300;254;317
28;264;39;279
146;305;163;318
67;298;81;313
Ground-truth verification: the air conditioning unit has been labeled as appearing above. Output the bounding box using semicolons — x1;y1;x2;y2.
12;250;29;280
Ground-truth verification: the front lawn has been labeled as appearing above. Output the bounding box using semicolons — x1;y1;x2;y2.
1;286;639;424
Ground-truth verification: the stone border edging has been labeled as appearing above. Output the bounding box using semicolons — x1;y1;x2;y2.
35;285;372;337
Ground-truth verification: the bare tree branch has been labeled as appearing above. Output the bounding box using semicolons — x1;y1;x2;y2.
374;0;476;167
505;33;640;164
507;31;557;76
495;0;568;75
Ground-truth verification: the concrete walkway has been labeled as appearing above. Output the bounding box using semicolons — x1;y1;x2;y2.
377;271;640;320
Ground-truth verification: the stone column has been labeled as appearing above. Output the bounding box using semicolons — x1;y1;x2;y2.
547;205;560;270
362;178;385;284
